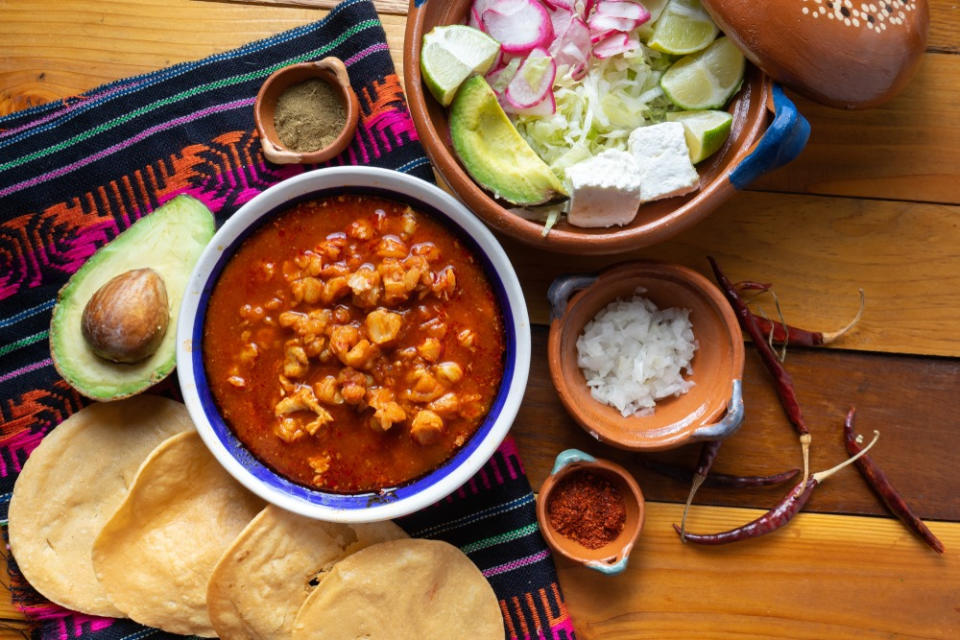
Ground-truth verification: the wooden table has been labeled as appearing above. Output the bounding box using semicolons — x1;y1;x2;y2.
2;1;958;637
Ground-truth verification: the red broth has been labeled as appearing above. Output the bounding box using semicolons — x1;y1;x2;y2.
204;194;505;493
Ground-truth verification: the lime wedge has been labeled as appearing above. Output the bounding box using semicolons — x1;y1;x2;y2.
421;25;501;107
660;37;745;110
636;0;671;40
647;0;719;55
666;110;733;163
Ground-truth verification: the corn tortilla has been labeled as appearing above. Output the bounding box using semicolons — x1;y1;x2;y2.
8;396;194;617
207;505;407;639
291;539;504;640
92;430;264;636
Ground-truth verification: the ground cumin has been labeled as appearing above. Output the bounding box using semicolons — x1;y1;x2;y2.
547;470;626;549
274;78;346;153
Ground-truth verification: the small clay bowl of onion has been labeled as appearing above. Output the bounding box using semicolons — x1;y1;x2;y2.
547;261;745;452
254;57;359;165
536;449;644;575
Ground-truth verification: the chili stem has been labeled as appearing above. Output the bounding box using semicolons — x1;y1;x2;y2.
844;408;944;553
679;440;722;541
708;257;811;481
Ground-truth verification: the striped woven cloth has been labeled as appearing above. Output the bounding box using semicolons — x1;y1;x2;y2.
0;1;575;638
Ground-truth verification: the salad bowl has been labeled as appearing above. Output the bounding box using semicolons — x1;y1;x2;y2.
403;0;810;255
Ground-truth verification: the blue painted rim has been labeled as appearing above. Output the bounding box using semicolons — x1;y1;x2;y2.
729;84;811;190
189;187;516;509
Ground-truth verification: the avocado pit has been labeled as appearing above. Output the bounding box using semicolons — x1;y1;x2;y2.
81;268;170;364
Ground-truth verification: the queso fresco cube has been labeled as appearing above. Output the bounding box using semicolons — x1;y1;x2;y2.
566;150;645;228
564;123;700;228
628;122;700;202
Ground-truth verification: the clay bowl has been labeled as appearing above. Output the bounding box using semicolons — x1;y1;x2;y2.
547;262;745;451
254;58;360;165
536;449;644;575
403;1;775;255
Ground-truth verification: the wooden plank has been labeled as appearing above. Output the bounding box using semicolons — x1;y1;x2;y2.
0;548;26;626
558;501;959;639
752;54;960;206
928;0;960;53
214;0;410;15
0;626;29;639
503;193;960;358
513;326;960;522
0;0;409;114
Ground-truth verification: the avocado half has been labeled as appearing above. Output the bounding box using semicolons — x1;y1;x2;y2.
449;75;567;206
50;195;215;401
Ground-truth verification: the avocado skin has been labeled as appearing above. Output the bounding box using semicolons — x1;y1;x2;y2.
449;76;567;206
50;195;215;401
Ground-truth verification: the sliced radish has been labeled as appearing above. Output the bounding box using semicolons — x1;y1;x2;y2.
587;13;639;39
592;31;640;58
482;0;554;55
503;89;556;116
550;16;591;76
486;55;522;94
468;0;495;30
542;0;575;10
588;1;651;39
595;0;651;22
505;47;557;108
547;4;575;39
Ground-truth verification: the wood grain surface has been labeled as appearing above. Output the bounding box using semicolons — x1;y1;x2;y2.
1;0;958;638
561;501;959;639
505;193;960;358
753;54;960;205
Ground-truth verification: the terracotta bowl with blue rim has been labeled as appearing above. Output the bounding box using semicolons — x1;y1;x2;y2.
403;0;810;254
547;262;745;451
176;166;531;522
536;449;645;575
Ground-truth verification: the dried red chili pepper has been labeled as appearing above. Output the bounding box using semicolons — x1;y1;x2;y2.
734;280;773;292
708;257;811;479
677;431;880;544
843;408;944;554
547;470;626;550
751;289;864;347
639;458;800;489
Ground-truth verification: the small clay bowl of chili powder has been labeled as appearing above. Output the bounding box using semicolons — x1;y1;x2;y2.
536;449;644;575
254;57;359;165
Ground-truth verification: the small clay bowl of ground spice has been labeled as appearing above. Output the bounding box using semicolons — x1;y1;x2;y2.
254;57;359;165
537;449;644;575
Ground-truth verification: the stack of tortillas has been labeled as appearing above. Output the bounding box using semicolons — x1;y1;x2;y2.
8;397;504;639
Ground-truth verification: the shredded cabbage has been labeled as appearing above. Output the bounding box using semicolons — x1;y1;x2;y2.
512;45;676;182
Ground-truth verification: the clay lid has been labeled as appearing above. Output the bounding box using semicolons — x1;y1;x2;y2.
702;0;928;109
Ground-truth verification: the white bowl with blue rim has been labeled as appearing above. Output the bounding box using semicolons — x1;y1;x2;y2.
176;166;531;522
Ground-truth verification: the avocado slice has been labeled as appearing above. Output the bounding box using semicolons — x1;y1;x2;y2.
449;75;567;206
50;195;215;401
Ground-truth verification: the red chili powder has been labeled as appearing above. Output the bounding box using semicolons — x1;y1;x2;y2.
547;470;626;549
